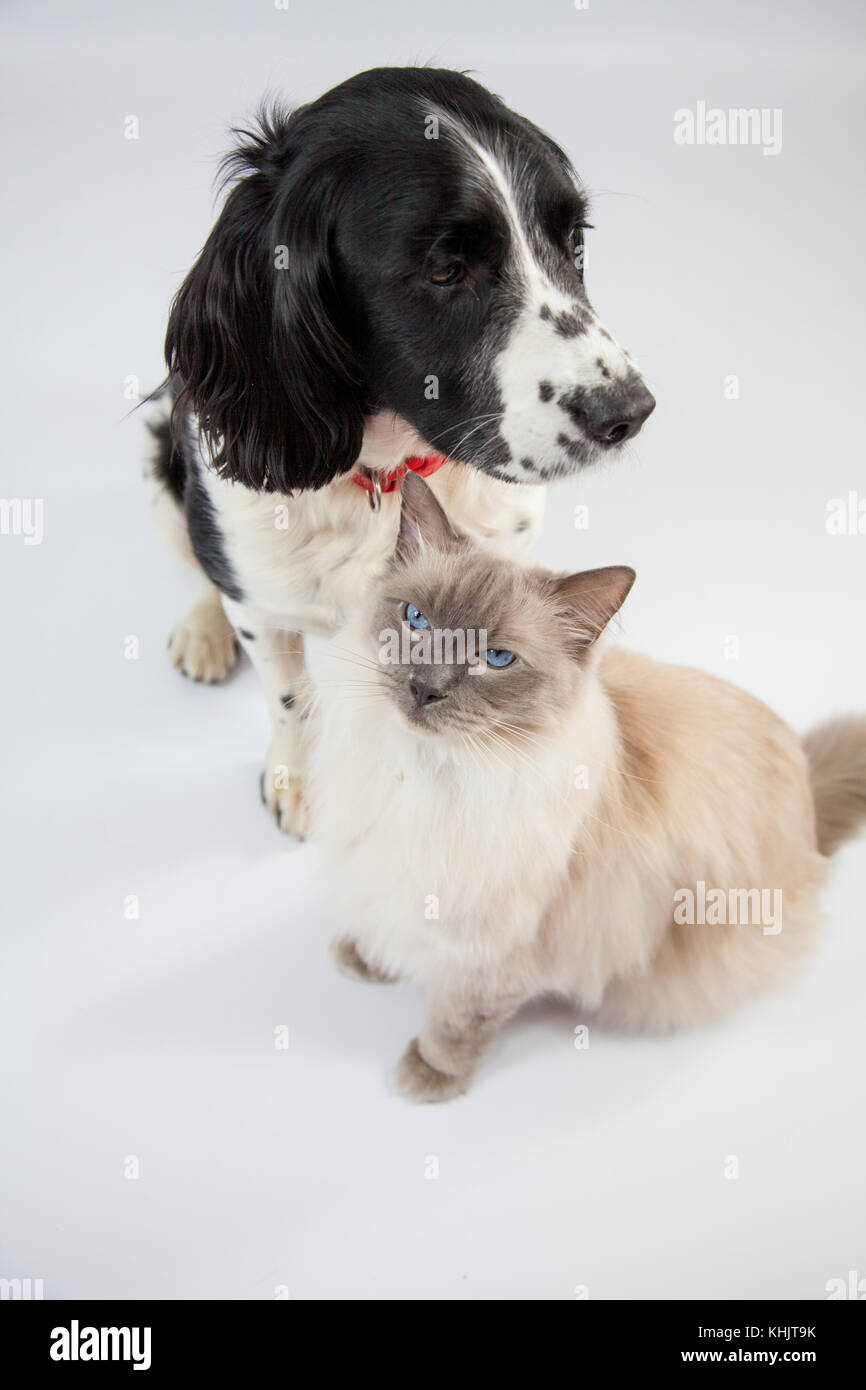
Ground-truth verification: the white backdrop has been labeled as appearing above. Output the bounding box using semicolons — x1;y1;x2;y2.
1;0;864;1299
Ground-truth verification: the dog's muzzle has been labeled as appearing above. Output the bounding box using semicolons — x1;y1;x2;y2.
563;377;656;448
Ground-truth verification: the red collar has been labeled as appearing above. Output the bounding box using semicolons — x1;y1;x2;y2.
351;454;449;496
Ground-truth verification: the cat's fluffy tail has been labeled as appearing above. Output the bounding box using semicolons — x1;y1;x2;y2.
803;715;866;856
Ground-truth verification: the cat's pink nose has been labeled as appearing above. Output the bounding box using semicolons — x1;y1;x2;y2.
410;680;445;708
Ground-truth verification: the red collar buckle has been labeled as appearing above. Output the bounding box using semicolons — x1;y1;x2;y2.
352;454;449;511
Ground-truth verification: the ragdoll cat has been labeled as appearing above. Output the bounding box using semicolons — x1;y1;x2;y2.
309;472;866;1102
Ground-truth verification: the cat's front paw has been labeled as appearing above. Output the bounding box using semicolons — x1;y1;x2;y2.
395;1039;468;1103
260;763;310;839
331;938;396;983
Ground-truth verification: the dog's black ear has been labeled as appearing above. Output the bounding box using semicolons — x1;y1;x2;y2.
165;129;365;493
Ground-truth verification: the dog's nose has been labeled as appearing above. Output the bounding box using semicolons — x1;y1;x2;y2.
410;680;446;708
578;383;656;447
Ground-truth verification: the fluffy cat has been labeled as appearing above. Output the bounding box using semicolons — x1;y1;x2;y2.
308;473;866;1102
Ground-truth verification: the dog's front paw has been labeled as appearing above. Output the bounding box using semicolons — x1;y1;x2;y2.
395;1039;468;1104
331;938;396;983
168;602;238;684
260;763;310;839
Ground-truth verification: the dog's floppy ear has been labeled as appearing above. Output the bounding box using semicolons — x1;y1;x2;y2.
165;121;365;493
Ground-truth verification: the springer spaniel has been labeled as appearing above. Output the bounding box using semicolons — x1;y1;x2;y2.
146;66;655;836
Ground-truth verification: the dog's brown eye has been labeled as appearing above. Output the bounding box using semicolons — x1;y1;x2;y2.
428;263;465;287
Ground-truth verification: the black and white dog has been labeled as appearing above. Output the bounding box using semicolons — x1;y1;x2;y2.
147;66;654;835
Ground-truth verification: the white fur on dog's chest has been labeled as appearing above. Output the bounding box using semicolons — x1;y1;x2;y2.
201;449;546;634
203;465;393;631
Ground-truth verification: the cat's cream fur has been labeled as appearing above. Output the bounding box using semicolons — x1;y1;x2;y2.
309;474;866;1101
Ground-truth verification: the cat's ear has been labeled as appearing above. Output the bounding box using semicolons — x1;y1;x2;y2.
395;471;459;562
547;566;636;656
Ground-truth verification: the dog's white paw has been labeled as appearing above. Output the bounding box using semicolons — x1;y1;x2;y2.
169;598;237;684
260;756;310;839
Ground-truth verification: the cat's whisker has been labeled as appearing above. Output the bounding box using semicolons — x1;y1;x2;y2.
482;724;573;810
327;696;389;710
487;720;547;754
315;682;383;691
476;725;569;806
489;735;603;859
490;721;660;833
316;675;389;694
459;730;496;781
322;643;384;673
483;728;617;858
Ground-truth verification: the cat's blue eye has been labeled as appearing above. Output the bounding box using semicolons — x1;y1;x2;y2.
486;648;516;668
405;602;430;631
